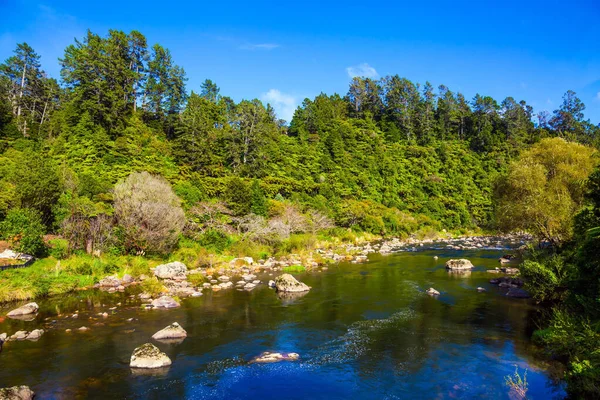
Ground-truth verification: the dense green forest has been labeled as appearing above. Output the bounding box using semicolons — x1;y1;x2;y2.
1;28;600;397
1;29;598;246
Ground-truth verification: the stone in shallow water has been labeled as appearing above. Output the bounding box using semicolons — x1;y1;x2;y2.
130;343;172;369
426;288;440;296
0;385;35;400
444;259;474;270
151;296;180;309
152;322;187;341
154;261;187;280
25;329;44;341
7;303;38;317
251;351;300;363
274;274;310;293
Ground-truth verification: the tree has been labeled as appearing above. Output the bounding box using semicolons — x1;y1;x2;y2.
113;172;185;254
250;179;268;216
145;44;187;118
495;138;596;244
0;208;46;256
225;177;251;216
200;79;220;103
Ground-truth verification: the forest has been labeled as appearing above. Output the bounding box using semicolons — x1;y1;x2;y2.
1;29;600;397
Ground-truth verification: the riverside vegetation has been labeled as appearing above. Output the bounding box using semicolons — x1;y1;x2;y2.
1;29;600;397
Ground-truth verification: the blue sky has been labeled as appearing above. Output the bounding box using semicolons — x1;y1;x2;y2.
1;0;599;123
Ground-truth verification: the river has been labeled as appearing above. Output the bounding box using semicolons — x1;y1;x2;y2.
0;246;564;399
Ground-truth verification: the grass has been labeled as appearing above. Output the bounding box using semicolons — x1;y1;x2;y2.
505;367;528;400
282;265;306;273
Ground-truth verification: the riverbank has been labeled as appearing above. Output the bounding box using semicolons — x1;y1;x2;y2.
0;230;530;304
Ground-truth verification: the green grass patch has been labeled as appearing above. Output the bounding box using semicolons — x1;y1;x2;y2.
282;265;306;273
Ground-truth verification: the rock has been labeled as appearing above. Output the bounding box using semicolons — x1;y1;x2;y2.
154;262;188;280
138;293;152;300
217;276;230;282
152;322;187;341
0;385;35;400
78;326;89;332
426;288;440;296
219;282;233;289
506;287;531;298
130;343;172;369
122;274;134;284
268;280;276;288
0;333;6;342
0;249;20;259
242;274;256;282
101;312;108;318
7;303;39;317
244;282;256;290
252;280;260;284
230;257;254;267
25;329;44;340
445;259;474;270
433;256;439;260
251;351;300;363
501;267;519;275
9;331;28;341
274;274;311;293
477;287;486;292
98;275;121;287
151;296;180;309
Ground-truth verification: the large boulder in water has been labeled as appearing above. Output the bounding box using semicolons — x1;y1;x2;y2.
152;322;187;341
151;296;180;309
130;343;172;369
7;303;38;317
274;274;310;293
98;275;121;287
0;385;35;400
154;262;187;280
445;259;474;270
506;287;531;299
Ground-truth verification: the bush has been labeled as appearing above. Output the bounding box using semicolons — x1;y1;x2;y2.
520;256;573;303
114;172;185;255
0;208;46;256
48;238;69;259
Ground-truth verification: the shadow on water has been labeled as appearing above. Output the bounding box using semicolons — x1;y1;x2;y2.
0;248;565;399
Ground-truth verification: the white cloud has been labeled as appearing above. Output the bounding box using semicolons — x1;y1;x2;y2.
240;43;280;51
261;89;297;122
346;63;378;79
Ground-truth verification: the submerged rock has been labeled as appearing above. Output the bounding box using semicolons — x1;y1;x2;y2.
152;322;187;341
274;274;310;293
154;262;187;280
506;287;531;299
477;287;486;292
0;385;35;400
130;343;172;369
426;288;440;296
7;303;38;317
9;331;28;341
151;296;180;309
445;259;474;270
250;351;299;363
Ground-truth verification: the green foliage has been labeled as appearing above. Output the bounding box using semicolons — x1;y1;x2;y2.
504;367;528;400
282;265;307;273
140;276;166;296
519;257;572;303
225;177;251;215
0;208;46;256
495;138;596;244
48;238;69;260
250;180;268;216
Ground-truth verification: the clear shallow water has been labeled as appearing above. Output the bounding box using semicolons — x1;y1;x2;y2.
0;249;565;399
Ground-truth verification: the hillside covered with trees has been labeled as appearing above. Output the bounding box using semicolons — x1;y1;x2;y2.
1;29;598;254
2;28;600;398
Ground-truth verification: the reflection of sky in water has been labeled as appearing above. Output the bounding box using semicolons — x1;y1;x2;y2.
0;247;564;399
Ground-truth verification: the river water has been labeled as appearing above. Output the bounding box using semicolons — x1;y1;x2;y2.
0;247;564;399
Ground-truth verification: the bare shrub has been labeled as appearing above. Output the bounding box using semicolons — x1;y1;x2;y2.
113;172;185;254
185;201;234;239
237;203;310;243
307;209;335;233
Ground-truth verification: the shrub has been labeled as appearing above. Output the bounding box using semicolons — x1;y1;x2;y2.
114;172;185;255
48;238;69;259
520;256;573;303
0;208;46;256
140;277;166;296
